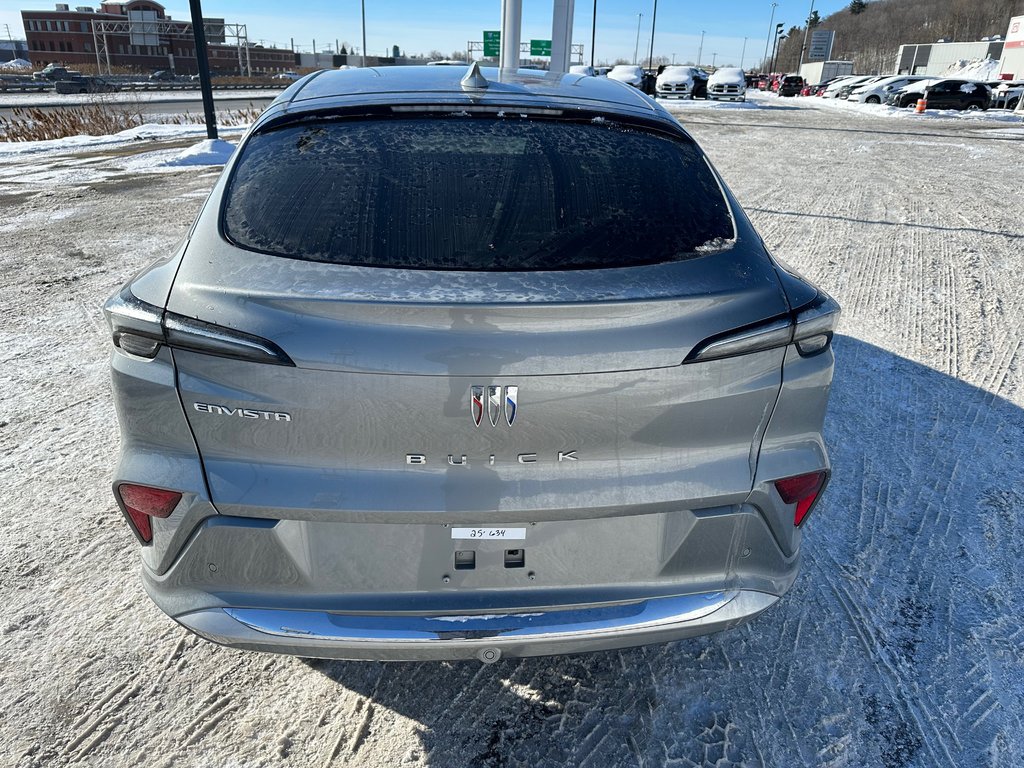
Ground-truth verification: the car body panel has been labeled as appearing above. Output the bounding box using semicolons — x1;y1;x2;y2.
105;65;836;660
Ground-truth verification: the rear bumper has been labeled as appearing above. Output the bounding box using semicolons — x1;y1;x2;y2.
173;589;779;661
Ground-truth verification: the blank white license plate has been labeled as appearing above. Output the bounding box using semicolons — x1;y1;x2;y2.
451;527;526;540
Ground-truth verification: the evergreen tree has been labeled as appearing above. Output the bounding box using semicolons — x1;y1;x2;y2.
808;10;822;27
848;0;867;14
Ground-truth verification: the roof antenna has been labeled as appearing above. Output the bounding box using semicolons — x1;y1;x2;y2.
461;61;489;89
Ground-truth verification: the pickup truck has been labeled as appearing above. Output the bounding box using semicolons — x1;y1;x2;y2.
32;65;82;81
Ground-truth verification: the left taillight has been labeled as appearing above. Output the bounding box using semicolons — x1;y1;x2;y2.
102;286;294;366
774;470;828;527
115;483;182;544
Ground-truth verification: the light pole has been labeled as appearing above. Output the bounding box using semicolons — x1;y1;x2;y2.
711;52;717;68
590;0;597;67
697;30;705;66
740;37;747;69
360;0;367;67
799;0;815;68
672;52;676;64
647;0;658;70
762;1;777;72
633;13;642;65
771;27;785;74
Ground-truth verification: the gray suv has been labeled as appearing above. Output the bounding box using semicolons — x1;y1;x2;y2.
104;66;838;662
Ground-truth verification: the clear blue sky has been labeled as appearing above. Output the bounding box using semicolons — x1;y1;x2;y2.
1;0;852;66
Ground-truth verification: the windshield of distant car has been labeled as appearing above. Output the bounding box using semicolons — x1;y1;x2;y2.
222;117;734;271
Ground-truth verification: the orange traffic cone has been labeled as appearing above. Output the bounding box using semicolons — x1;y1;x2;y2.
915;97;927;113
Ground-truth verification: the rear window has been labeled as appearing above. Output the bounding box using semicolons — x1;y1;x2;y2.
221;116;734;271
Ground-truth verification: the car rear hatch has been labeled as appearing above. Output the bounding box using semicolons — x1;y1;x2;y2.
163;114;786;528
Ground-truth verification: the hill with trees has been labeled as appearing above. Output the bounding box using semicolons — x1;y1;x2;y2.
769;0;1024;73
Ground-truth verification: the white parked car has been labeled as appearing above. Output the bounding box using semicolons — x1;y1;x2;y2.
569;65;596;77
822;75;871;98
848;75;927;104
273;71;302;81
608;64;644;88
992;80;1023;110
656;65;695;98
707;67;746;101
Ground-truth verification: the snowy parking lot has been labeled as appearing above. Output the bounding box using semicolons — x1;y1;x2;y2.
1;96;1023;767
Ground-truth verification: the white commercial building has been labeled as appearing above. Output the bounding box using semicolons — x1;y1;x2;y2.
895;40;1004;76
1001;16;1024;78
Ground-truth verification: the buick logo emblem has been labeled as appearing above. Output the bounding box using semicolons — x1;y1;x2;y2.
471;385;518;427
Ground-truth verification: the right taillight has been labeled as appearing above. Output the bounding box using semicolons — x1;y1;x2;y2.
115;483;182;544
774;471;828;527
687;291;841;362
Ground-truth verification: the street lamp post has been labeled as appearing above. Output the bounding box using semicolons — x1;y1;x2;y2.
633;13;642;65
762;2;777;72
647;0;658;70
740;36;747;69
697;30;705;66
590;0;597;67
672;52;676;64
771;28;785;74
799;0;815;68
360;0;367;67
711;52;717;68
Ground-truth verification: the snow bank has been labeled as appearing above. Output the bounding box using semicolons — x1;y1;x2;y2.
0;122;245;158
0;58;32;71
944;57;1002;80
162;138;235;166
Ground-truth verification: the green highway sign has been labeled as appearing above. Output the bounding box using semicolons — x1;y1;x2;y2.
530;39;552;56
483;30;500;57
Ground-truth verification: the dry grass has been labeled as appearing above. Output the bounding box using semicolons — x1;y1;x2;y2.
0;99;262;142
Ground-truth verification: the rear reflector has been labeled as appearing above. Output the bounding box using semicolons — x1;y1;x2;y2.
774;471;827;527
116;484;182;544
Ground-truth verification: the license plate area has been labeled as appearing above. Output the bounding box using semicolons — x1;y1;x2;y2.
451;527;526;541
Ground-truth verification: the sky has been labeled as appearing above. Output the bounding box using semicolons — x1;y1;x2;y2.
1;0;853;67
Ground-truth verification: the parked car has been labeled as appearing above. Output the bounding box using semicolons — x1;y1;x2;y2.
888;78;990;110
834;75;886;100
54;75;119;94
103;64;838;662
569;65;596;77
607;64;644;88
707;67;745;101
777;75;804;97
149;70;177;81
822;75;871;98
991;80;1023;110
848;75;927;104
655;65;695;98
273;71;302;81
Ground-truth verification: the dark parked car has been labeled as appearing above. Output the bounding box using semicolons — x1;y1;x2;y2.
103;64;838;662
149;70;177;81
888;78;990;110
32;64;81;81
778;75;804;97
54;76;119;94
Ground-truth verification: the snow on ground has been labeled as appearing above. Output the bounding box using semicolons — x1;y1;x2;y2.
0;58;32;71
1;102;1023;768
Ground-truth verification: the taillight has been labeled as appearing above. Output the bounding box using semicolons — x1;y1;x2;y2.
103;286;294;366
774;471;828;527
115;483;182;544
686;291;840;363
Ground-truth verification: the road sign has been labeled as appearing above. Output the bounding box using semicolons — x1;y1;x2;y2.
530;39;552;56
483;30;500;57
808;30;835;62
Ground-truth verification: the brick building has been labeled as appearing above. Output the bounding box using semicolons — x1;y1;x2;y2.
21;1;296;74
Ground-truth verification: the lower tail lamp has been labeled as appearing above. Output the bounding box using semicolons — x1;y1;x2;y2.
116;484;182;544
774;471;828;527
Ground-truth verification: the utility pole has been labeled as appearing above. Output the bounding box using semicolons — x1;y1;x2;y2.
762;1;777;71
633;13;642;65
697;30;705;67
361;0;367;67
647;0;658;70
799;0;815;69
187;0;217;140
590;0;597;67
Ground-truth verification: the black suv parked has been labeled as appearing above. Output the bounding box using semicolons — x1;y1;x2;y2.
888;79;991;110
778;75;804;97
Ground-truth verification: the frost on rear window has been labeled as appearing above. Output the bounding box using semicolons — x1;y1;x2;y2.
222;117;734;271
